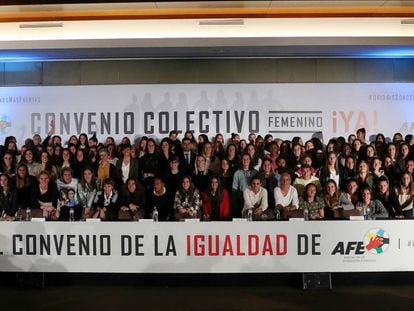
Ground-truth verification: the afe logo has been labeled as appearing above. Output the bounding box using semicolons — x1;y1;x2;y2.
331;228;389;256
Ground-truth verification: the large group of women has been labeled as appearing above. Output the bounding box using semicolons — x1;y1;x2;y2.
0;124;413;222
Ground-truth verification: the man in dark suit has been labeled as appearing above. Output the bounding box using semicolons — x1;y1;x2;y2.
179;137;196;173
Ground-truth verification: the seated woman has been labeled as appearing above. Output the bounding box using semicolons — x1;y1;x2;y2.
30;171;59;220
57;167;81;221
92;178;119;221
119;177;146;221
242;175;269;220
0;173;18;220
299;183;324;220
375;175;402;218
395;172;414;218
323;179;341;219
339;178;359;211
274;172;299;213
356;186;389;219
147;177;173;221
201;176;230;221
174;176;201;221
77;167;100;219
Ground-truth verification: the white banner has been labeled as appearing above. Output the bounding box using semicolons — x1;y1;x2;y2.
0;220;413;273
0;83;413;143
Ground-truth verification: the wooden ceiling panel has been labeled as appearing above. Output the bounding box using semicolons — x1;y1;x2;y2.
2;1;414;22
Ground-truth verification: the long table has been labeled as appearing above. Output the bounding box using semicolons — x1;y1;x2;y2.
0;220;411;273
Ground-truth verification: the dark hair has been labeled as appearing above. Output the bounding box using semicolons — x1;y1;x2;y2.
357;127;366;135
103;178;115;188
80;166;98;191
207;176;223;203
303;183;318;201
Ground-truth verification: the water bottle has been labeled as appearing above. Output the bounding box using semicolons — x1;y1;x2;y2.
274;208;281;221
303;208;309;221
15;208;22;221
247;208;253;221
193;206;199;219
26;207;32;222
364;206;370;220
152;207;159;222
69;208;75;222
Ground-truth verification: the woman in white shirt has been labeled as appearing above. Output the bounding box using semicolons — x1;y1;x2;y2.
274;172;299;211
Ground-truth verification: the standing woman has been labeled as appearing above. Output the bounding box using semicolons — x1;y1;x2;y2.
30;171;59;220
0;173;18;220
159;138;175;173
260;158;278;211
115;144;139;189
386;143;399;169
219;159;233;196
56;148;73;179
96;148;118;188
318;152;341;188
77;167;100;219
33;150;57;183
20;149;40;177
137;136;148;158
13;163;37;210
213;137;225;160
397;142;412;172
1;151;16;177
225;143;239;173
232;153;258;217
77;133;89;151
107;143;119;166
72;149;89;180
290;143;303;170
174;176;201;221
238;139;248;155
184;131;198;152
395;172;414;218
139;138;160;189
356;159;374;190
191;155;212;193
201;177;230;221
202;142;220;175
197;134;209;154
247;143;262;172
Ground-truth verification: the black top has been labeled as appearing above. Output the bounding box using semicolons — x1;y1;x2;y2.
0;188;18;216
30;182;59;209
147;189;173;221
